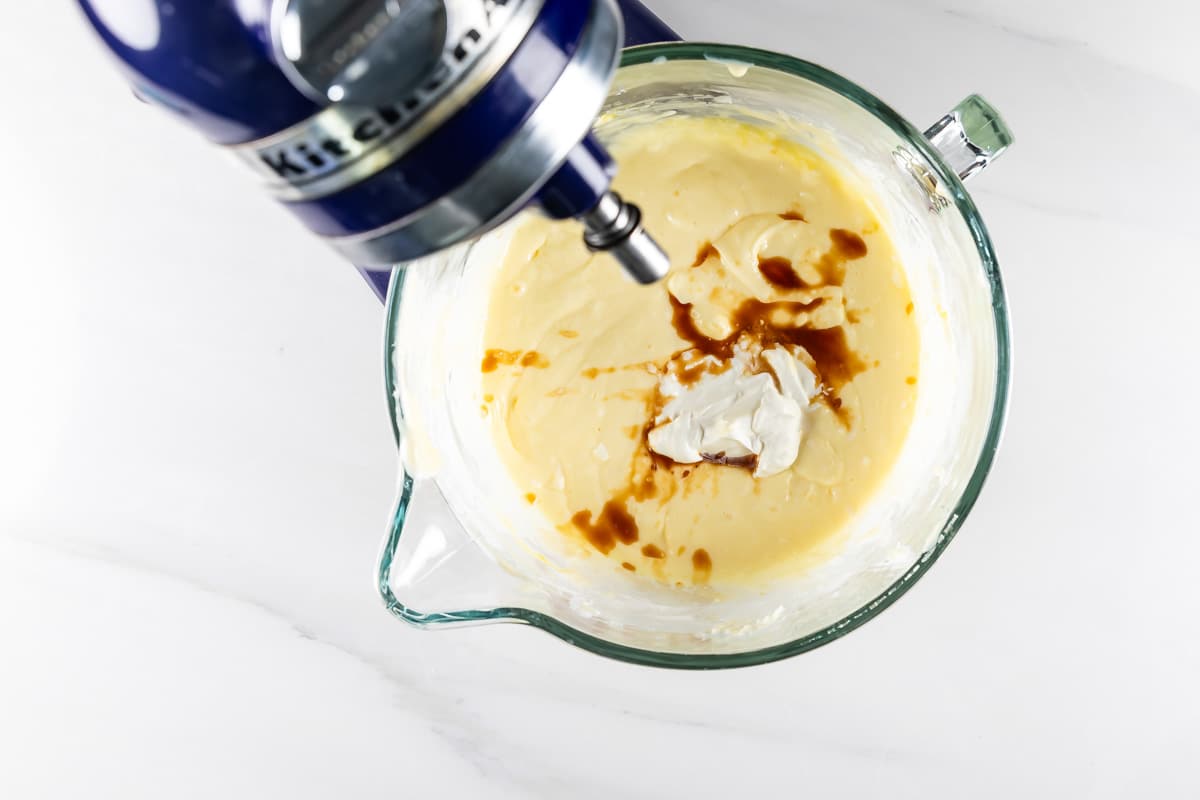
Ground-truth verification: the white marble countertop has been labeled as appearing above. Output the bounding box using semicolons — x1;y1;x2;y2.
3;1;1199;796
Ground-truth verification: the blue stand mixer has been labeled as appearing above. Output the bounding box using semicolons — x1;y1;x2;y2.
77;0;680;299
76;0;1018;666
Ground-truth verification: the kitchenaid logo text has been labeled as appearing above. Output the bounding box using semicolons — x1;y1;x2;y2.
254;0;517;188
258;96;447;180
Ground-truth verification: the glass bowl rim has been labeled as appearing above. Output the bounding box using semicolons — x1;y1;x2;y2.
378;41;1012;669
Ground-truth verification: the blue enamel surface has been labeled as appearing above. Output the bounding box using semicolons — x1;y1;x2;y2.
617;0;680;46
77;0;318;144
281;0;591;238
359;267;394;301
537;134;615;219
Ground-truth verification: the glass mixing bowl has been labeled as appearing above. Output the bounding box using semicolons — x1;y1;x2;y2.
378;43;1013;668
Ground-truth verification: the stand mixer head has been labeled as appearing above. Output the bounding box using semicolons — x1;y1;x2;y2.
77;0;672;284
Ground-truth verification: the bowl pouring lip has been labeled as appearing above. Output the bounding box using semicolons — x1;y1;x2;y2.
378;42;1012;669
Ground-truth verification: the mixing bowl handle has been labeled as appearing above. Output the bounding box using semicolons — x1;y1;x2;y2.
924;94;1014;182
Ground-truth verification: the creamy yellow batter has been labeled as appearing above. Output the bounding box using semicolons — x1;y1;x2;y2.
480;117;919;585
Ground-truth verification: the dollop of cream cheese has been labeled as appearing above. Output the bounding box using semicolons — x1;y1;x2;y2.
647;343;819;478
